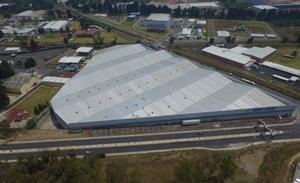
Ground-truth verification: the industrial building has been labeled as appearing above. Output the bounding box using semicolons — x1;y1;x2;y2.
242;46;276;62
3;73;38;94
58;56;84;64
43;76;70;87
250;34;265;38
76;47;94;56
17;28;35;36
196;20;206;29
130;12;141;19
197;29;202;39
43;21;69;32
252;5;278;13
5;47;21;54
94;14;108;18
217;31;230;38
51;44;296;129
127;15;136;21
188;2;219;9
181;28;192;38
266;34;277;39
244;0;268;5
202;46;255;68
14;10;45;20
144;13;171;28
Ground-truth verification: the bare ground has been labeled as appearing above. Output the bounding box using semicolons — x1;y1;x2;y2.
278;152;300;183
14;130;89;141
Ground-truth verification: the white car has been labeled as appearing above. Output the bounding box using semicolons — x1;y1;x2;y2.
278;116;282;120
86;151;91;154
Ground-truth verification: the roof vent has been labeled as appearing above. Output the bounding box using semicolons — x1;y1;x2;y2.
109;98;111;100
155;79;156;81
98;87;100;89
78;95;80;97
169;72;171;74
66;99;68;101
125;77;127;79
184;97;186;99
119;93;121;95
126;106;128;108
105;116;107;118
88;106;90;108
189;64;191;66
176;70;178;71
108;84;109;86
129;89;131;91
141;71;143;73
138;86;140;88
99;102;101;104
183;67;185;69
89;91;90;93
117;80;118;82
134;74;136;76
168;106;170;108
146;82;148;84
76;111;78;114
152;112;154;114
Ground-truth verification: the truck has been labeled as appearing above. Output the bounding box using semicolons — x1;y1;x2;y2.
241;78;255;85
197;29;202;39
182;119;200;126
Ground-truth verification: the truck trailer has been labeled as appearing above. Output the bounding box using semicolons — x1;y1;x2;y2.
182;119;200;126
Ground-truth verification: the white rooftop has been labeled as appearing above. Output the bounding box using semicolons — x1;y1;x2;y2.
230;47;249;54
263;61;300;76
242;46;276;59
188;2;219;8
250;34;265;38
202;46;254;65
43;20;68;30
266;34;277;38
76;47;94;53
15;10;45;17
182;28;192;35
253;5;278;10
59;56;84;63
188;19;195;23
217;31;230;37
197;20;206;25
5;47;20;51
51;44;286;127
146;13;170;21
43;77;70;84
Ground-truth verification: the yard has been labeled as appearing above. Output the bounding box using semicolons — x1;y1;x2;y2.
14;87;59;113
121;20;137;27
269;48;300;70
35;34;63;43
207;20;212;31
214;21;271;33
136;28;171;37
72;32;133;44
69;21;81;31
274;25;300;42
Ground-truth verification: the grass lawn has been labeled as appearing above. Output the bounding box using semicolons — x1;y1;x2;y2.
214;21;271;33
70;21;81;31
274;26;299;42
215;21;238;28
72;32;133;44
207;32;217;38
269;48;300;70
14;87;59;113
136;28;171;37
121;20;137;27
6;93;20;97
35;34;63;43
207;20;212;31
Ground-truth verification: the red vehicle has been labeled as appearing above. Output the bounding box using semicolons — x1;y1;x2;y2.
274;116;278;120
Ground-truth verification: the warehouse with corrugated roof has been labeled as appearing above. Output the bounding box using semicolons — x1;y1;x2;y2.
241;46;277;62
3;73;38;94
51;44;297;129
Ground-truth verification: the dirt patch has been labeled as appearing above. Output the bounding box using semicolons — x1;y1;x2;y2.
248;27;266;33
215;21;238;28
278;152;300;183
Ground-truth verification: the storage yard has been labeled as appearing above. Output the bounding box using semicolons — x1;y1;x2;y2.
50;44;296;129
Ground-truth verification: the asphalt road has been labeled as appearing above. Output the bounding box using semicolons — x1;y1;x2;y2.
1;129;299;160
1;121;299;151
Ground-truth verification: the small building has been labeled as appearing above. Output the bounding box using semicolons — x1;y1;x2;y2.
94;14;108;18
266;34;277;39
197;29;202;39
187;2;219;9
5;47;21;54
75;30;95;37
17;28;35;36
127;15;136;21
130;12;141;19
58;56;84;64
217;31;230;38
5;109;30;127
196;20;206;29
3;73;38;94
43;76;70;87
14;10;46;20
12;120;28;129
181;28;192;38
252;5;278;13
250;34;265;38
188;19;195;23
144;13;171;28
76;47;94;56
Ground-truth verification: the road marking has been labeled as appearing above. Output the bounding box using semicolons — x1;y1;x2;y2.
0;131;282;154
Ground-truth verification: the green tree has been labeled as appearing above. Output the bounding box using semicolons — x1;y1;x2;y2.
67;34;72;39
111;36;117;45
282;37;289;43
67;149;77;159
219;157;238;182
0;60;15;79
170;37;174;44
174;159;194;183
34;106;40;115
45;100;49;106
136;40;141;43
26;118;36;129
107;26;112;32
294;32;300;43
0;30;3;38
130;169;143;183
209;37;214;44
15;60;23;66
3;11;11;18
63;37;68;43
0;122;11;139
247;37;254;43
106;162;128;183
30;39;37;49
24;57;36;68
292;51;297;57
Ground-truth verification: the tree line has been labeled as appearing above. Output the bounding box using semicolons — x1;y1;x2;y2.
0;80;9;109
257;9;300;27
0;0;54;14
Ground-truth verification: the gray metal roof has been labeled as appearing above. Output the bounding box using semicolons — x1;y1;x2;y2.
51;44;286;126
145;13;170;22
4;73;35;90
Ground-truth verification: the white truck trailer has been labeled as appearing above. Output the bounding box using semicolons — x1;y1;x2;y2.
182;119;200;126
241;78;255;85
197;29;202;39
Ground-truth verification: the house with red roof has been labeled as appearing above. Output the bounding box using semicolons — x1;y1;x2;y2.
75;30;95;37
5;109;30;126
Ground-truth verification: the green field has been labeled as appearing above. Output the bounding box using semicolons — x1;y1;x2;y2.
35;34;63;43
121;20;137;27
14;87;59;113
269;48;300;70
72;32;133;44
70;21;81;31
207;20;212;31
214;21;271;33
136;28;171;37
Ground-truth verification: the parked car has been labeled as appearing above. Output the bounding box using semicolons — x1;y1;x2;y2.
274;116;278;120
86;151;91;154
196;132;203;135
278;116;282;120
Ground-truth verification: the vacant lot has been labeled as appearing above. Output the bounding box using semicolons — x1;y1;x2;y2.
14;87;59;113
121;20;137;27
35;34;63;43
72;32;132;44
70;21;81;31
207;20;212;31
214;21;271;33
248;27;266;33
215;21;238;28
269;48;300;69
275;26;300;42
136;28;171;37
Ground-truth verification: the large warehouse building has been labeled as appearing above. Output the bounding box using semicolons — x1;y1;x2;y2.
51;44;297;129
43;21;69;32
14;10;45;20
144;13;171;28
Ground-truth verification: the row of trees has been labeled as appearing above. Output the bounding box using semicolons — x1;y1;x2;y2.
0;0;54;14
24;57;36;69
0;60;15;79
0;80;9;109
34;100;49;115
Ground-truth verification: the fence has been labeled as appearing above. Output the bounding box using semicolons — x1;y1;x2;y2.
34;106;51;129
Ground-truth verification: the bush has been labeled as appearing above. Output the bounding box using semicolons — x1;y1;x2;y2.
97;152;106;158
24;57;36;69
26;118;36;129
